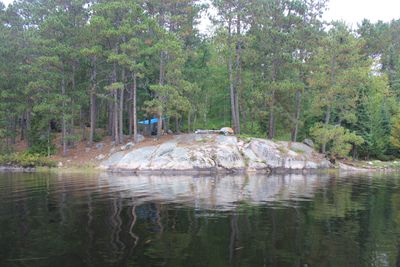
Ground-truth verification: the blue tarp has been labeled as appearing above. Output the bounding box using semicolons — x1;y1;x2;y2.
138;118;159;125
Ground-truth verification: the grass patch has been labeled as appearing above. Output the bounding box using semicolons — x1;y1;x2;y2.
196;137;214;143
292;148;305;154
237;133;265;139
277;146;288;155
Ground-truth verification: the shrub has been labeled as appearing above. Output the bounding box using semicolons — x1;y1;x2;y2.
390;114;400;149
0;153;56;168
27;140;57;156
311;123;364;158
377;154;396;162
93;132;104;143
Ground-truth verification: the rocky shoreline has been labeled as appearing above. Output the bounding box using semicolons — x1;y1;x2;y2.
99;134;333;174
3;134;396;174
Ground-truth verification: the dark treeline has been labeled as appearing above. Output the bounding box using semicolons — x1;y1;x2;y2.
1;0;400;160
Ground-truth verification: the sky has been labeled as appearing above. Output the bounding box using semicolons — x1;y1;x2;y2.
323;0;400;27
1;0;400;29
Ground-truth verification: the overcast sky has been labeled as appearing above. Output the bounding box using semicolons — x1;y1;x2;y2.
1;0;400;29
324;0;400;26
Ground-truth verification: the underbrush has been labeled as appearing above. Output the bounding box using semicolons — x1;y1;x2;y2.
0;153;56;168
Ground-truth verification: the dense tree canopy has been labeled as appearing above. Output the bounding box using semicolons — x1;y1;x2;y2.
1;0;400;160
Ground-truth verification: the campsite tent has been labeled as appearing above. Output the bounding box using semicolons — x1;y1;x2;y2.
138;118;159;125
138;117;167;135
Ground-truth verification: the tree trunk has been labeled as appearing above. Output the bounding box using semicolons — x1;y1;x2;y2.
129;83;133;138
268;61;277;140
112;62;120;145
89;56;97;146
157;111;163;138
175;117;180;133
10;116;16;145
321;105;331;154
188;111;191;133
109;102;114;139
234;13;242;134
322;54;336;154
157;50;165;140
204;95;208;127
240;106;247;132
20;112;26;141
291;89;302;142
67;65;76;148
268;88;276;140
61;74;67;157
132;72;138;142
165;117;169;134
80;108;86;142
193;113;197;132
119;74;124;144
114;90;119;145
26;108;31;147
156;4;166;140
47;122;51;157
251;109;255;132
227;17;238;134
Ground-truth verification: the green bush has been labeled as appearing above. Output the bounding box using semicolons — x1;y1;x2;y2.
26;140;57;156
377;154;396;162
311;123;364;158
93;132;104;143
0;153;56;168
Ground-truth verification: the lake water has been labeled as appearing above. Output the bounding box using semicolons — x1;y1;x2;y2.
0;172;400;267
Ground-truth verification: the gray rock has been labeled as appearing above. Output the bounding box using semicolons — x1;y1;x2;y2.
112;146;157;170
216;135;237;146
135;134;145;143
338;162;368;171
220;127;234;135
248;139;282;168
242;146;269;172
303;139;314;148
286;142;314;155
120;142;134;151
96;154;106;161
100;134;332;173
215;145;245;171
95;143;105;150
195;129;219;134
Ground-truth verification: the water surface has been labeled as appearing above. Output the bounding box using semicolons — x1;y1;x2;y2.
0;172;399;266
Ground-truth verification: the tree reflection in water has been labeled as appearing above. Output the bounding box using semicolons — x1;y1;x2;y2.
0;172;399;266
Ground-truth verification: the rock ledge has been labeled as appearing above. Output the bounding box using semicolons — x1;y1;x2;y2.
100;134;332;173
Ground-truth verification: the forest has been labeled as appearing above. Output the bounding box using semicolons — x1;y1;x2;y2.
1;0;400;161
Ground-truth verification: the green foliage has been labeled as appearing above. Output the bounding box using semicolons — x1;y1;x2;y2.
26;115;56;156
390;114;400;149
93;132;104;143
105;82;124;91
311;123;364;158
0;0;399;161
0;153;56;168
26;141;57;157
